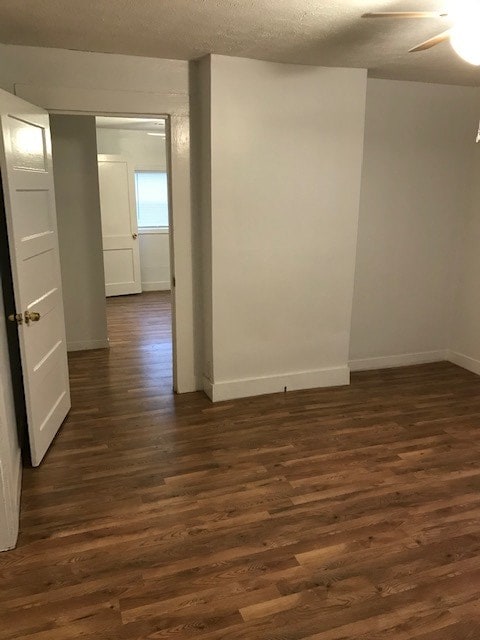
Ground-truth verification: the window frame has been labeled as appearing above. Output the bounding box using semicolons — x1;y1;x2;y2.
134;165;170;234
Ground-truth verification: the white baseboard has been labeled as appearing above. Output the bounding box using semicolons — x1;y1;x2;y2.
446;350;480;376
204;366;350;402
67;338;110;352
142;281;171;292
349;350;447;372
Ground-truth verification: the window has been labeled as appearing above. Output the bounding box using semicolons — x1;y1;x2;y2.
135;171;169;229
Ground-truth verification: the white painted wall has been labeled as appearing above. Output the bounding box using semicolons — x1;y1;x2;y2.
96;128;167;167
350;79;480;371
0;44;197;392
449;142;480;374
0;44;188;96
191;57;213;383
138;234;171;291
50;115;109;351
202;56;368;401
1;43;480;404
96;127;171;291
0;275;21;551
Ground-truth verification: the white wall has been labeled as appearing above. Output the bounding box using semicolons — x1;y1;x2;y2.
0;275;21;551
50;115;109;351
191;57;213;383
0;44;197;392
2;43;480;404
449;142;480;373
137;234;171;291
0;44;188;96
96;128;167;167
350;79;480;371
202;56;368;401
96;127;171;291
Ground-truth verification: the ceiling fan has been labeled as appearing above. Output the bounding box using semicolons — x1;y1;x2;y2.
362;2;480;65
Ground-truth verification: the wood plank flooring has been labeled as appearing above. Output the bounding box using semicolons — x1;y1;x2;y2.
1;291;480;638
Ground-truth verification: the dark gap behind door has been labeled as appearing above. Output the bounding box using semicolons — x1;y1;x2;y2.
0;170;31;465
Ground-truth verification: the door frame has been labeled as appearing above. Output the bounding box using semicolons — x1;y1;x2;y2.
93;115;179;390
14;82;198;394
70;113;183;394
22;108;195;398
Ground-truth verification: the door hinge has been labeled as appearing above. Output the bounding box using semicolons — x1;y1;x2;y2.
172;276;176;288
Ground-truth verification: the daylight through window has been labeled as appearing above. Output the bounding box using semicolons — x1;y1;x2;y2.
135;170;169;229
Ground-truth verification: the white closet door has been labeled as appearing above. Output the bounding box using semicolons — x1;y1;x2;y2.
97;154;141;296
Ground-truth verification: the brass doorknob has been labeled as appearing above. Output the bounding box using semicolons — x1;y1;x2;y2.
132;233;138;240
24;310;41;324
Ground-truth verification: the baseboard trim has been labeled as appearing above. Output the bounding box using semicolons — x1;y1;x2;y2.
204;366;350;403
349;350;447;372
67;338;110;352
446;350;480;376
142;281;171;292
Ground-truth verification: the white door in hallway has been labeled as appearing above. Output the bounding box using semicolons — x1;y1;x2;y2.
97;154;141;296
0;89;71;467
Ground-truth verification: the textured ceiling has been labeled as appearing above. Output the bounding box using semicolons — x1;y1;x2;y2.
1;0;480;86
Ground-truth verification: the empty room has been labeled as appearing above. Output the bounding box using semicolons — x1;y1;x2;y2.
0;1;480;639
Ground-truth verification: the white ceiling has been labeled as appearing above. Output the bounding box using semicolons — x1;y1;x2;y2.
96;117;166;131
0;1;480;86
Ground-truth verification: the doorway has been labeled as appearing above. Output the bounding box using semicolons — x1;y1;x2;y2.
106;291;173;394
94;116;174;391
49;114;175;395
95;117;171;297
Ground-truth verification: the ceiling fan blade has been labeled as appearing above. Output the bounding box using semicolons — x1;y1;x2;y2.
362;11;446;18
409;29;451;52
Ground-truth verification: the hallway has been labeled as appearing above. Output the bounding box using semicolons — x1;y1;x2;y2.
1;297;480;639
64;291;176;445
106;291;173;395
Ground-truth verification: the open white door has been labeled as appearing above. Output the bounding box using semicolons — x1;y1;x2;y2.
97;154;141;296
0;90;71;467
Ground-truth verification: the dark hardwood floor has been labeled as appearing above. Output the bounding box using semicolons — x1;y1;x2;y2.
2;292;480;639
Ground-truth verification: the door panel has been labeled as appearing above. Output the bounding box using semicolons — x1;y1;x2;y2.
16;189;52;239
0;93;71;467
10;118;47;172
103;248;136;284
99;161;131;236
97;154;141;296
